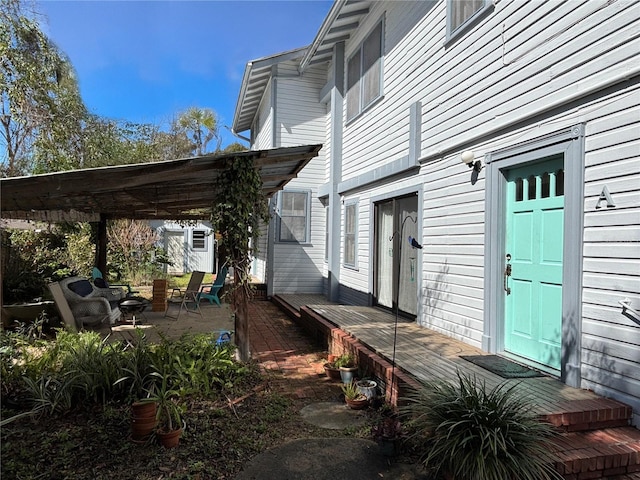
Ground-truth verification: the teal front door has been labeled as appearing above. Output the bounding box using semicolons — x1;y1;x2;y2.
504;156;564;370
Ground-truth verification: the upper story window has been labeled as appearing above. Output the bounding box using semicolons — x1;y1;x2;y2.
277;190;310;243
447;0;491;41
346;20;383;122
192;230;207;251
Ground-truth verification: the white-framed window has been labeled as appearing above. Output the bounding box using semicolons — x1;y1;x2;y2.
346;20;383;122
277;190;310;243
192;229;207;251
447;0;491;41
343;201;358;268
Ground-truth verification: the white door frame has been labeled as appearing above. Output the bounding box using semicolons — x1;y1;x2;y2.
483;124;585;387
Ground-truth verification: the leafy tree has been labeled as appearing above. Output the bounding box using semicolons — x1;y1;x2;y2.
107;219;167;285
175;107;220;156
210;156;269;361
0;0;86;177
222;142;248;153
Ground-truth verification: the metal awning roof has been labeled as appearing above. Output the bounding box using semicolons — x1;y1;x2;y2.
0;144;322;223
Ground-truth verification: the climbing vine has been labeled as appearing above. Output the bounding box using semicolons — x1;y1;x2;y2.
210;156;269;361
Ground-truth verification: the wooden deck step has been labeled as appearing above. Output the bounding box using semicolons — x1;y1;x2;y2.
550;427;640;479
541;398;634;432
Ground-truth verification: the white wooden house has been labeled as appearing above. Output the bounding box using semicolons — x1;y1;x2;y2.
150;220;216;274
233;0;640;423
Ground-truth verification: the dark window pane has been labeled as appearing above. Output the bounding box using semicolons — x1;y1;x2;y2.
528;175;536;200
556;169;564;196
515;178;523;202
541;172;550;198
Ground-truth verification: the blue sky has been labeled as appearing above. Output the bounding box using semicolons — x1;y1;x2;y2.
38;0;333;148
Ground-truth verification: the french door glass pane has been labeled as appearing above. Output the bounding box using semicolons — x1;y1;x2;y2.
376;202;394;308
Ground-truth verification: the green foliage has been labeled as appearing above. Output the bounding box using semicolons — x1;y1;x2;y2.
1;0;87;177
175;106;220;155
341;381;364;401
64;223;95;276
0;328;258;426
333;354;356;368
401;371;561;480
1;227;72;302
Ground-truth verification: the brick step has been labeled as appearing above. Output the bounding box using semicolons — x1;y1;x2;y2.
550;427;640;479
541;398;633;432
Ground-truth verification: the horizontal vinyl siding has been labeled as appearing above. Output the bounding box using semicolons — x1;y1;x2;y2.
580;84;640;415
253;82;273;149
272;155;326;294
276;63;326;147
421;158;485;348
341;1;431;181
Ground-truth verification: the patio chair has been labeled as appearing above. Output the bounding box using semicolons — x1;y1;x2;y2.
197;266;228;307
91;267;139;297
60;276;125;306
164;271;205;320
49;281;120;332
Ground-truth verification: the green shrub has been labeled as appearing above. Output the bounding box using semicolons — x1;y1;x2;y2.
401;371;561;480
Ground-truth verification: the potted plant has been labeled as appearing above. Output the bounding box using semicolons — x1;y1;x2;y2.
323;357;342;381
371;416;403;456
341;381;369;410
334;354;358;384
356;379;377;400
143;371;184;448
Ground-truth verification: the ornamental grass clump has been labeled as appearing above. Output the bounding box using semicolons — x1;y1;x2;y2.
401;371;561;480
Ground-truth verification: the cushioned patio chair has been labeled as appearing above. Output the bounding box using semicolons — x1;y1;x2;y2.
51;280;120;331
91;267;139;297
164;271;205;320
197;266;228;307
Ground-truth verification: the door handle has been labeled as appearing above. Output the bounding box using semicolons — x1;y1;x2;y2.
504;254;512;295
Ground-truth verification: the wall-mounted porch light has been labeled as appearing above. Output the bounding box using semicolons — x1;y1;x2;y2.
461;150;482;172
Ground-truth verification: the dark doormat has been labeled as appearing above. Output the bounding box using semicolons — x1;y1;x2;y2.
460;355;545;379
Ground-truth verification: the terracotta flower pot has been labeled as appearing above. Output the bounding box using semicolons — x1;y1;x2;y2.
345;396;369;410
323;363;341;381
157;428;182;448
132;401;157;419
131;416;157;441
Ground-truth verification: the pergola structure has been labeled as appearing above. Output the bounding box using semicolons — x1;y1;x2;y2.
0;144;322;275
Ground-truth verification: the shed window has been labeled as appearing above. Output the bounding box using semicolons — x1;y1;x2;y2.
192;230;207;251
346;21;383;121
278;191;310;243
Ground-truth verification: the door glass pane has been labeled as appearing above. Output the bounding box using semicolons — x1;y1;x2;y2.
376;202;394;308
556;169;564;196
541;172;550;198
397;197;418;316
527;175;536;200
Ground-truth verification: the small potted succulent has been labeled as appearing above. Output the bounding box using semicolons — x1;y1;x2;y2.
341;381;369;410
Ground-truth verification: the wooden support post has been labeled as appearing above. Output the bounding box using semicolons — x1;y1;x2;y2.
95;215;108;276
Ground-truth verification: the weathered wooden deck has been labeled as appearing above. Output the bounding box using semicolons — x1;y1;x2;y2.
273;294;640;479
276;294;593;416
